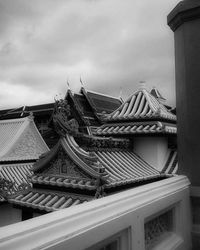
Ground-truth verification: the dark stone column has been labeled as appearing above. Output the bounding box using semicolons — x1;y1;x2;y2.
168;1;200;185
168;1;200;249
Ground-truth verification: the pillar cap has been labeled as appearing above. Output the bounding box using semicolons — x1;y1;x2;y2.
168;0;200;31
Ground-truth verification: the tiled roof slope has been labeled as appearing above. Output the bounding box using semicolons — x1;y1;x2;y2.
94;121;177;136
94;150;160;188
106;88;176;121
9;137;163;211
0;163;33;190
0;116;49;161
9;190;90;212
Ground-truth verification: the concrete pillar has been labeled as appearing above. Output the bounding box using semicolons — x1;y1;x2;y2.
168;0;200;185
168;1;200;249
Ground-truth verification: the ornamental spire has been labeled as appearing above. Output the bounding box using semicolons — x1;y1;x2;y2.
139;80;146;90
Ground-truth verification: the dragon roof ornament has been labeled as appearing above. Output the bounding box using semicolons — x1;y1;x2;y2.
0;177;31;201
53;99;79;136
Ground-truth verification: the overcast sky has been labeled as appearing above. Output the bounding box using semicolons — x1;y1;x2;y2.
0;0;180;109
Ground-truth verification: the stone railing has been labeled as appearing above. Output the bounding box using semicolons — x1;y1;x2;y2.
0;175;191;250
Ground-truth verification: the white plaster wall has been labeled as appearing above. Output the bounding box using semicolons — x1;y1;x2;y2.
0;176;191;250
0;203;21;227
133;137;170;171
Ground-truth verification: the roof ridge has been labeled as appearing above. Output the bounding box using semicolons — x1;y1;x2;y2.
84;88;122;101
105;88;176;121
0;116;27;124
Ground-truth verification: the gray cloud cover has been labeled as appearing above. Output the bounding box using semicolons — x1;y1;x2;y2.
0;0;180;108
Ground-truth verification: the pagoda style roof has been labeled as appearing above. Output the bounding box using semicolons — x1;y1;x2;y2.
105;88;176;122
29;132;162;192
0;116;49;162
9;141;162;211
9;190;91;212
94;121;177;136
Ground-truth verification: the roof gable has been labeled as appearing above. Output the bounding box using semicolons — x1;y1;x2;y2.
0;116;49;162
42;146;92;180
106;88;176;121
81;88;123;114
33;135;106;177
32;135;107;191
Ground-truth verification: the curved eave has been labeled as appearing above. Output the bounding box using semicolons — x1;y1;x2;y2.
62;136;104;179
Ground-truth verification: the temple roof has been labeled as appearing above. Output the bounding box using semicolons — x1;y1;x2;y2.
0;116;49;162
31;132;162;192
94;121;177;136
105;88;176;122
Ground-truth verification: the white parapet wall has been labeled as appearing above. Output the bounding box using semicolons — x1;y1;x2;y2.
0;176;191;250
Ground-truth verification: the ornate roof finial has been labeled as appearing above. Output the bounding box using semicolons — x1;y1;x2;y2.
67;78;71;90
20;105;26;117
139;81;146;90
119;86;123;100
80;76;84;87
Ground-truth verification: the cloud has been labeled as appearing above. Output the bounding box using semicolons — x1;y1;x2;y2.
0;0;180;109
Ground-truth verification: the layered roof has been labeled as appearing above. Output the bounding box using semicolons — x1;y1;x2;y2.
0;116;49;162
9;132;162;211
30;133;162;190
106;88;176;121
